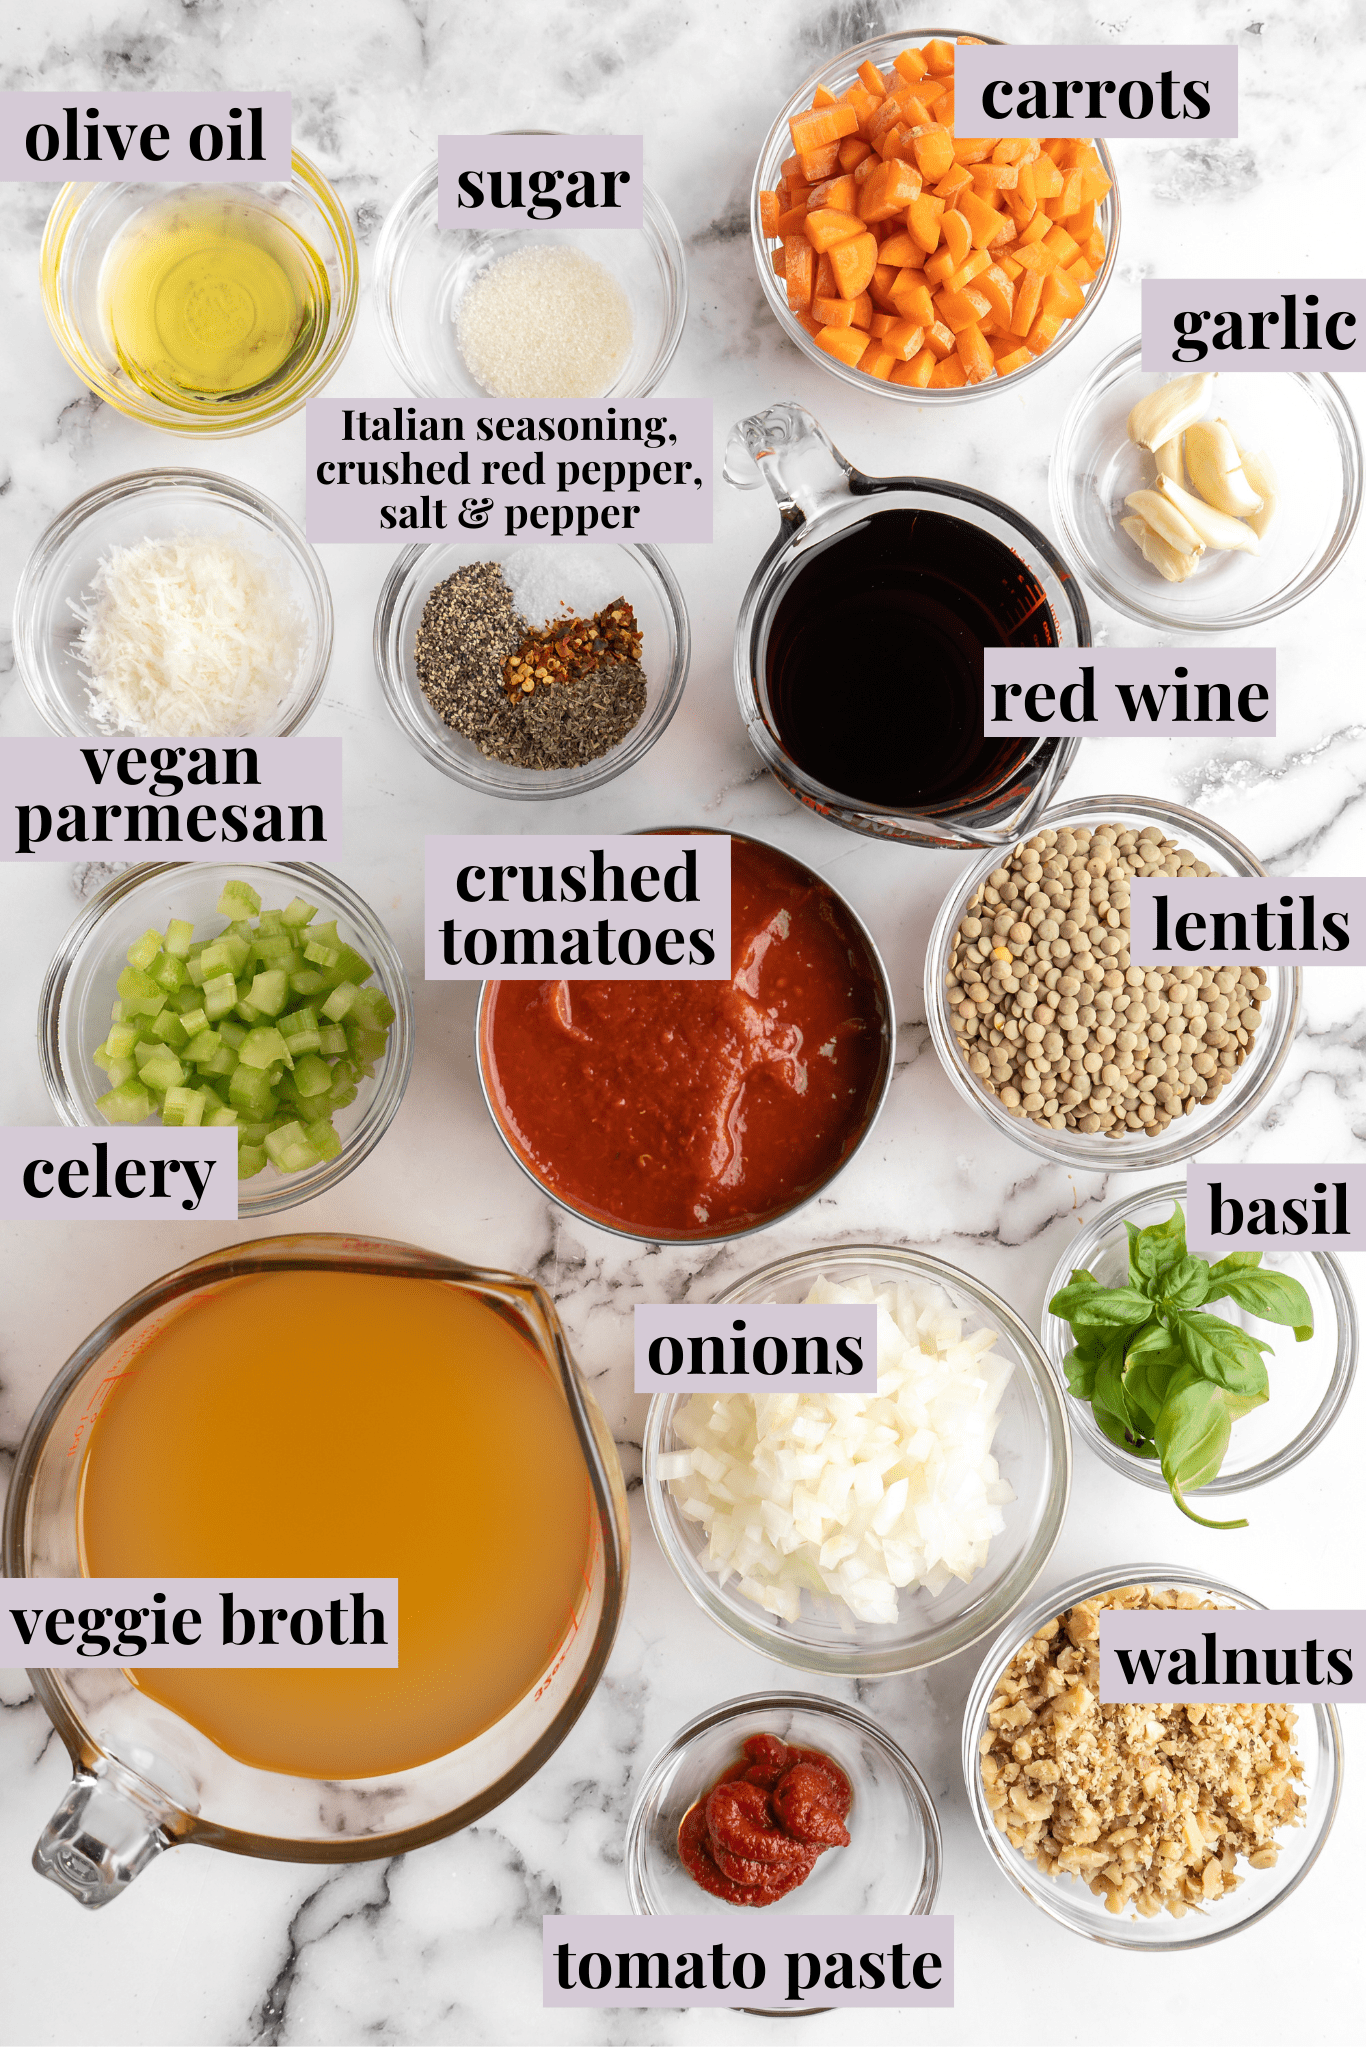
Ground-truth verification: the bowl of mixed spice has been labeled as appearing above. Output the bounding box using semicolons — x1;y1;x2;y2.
372;541;689;796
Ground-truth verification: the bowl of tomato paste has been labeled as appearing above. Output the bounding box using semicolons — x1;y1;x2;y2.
475;830;894;1242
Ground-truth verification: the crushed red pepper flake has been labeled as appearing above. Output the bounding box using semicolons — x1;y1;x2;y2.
502;598;643;697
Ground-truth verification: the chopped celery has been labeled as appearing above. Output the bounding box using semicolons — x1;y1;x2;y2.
321;980;359;1022
291;1053;333;1098
151;952;186;994
218;1019;248;1049
204;1104;239;1128
239;1026;290;1070
237;1144;268;1179
184;955;207;988
202;972;237;1021
139;1049;185;1093
148;1010;190;1051
289;968;328;997
255;908;287;937
264;1122;322;1174
228;1065;277;1119
199;1046;239;1078
106;1021;140;1060
304;940;340;969
330;944;373;987
161;1085;206;1128
163;917;195;959
246;969;289;1016
200;933;250;978
126;928;164;972
281;896;318;928
238;1120;271;1145
216;880;261;919
304;1118;342;1162
96;1080;152;1124
350;987;397;1031
178;1005;209;1036
317;1024;347;1056
184;1028;223;1062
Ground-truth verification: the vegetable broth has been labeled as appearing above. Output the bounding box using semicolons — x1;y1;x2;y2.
78;1269;594;1779
763;507;1059;811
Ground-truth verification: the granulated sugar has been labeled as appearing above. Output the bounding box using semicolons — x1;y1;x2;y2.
455;246;633;398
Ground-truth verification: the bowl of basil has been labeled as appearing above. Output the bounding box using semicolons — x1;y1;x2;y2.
1041;1182;1356;1524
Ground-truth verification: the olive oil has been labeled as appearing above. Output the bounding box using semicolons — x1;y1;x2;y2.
102;189;329;407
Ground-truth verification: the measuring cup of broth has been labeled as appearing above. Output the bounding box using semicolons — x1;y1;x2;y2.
726;402;1091;849
4;1235;628;1907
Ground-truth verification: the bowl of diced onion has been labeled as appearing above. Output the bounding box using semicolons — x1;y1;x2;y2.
642;1243;1071;1675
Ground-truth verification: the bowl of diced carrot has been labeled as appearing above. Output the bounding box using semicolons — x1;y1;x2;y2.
752;32;1119;397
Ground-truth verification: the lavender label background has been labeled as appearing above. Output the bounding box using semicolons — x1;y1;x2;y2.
954;44;1238;137
544;1915;954;2009
1142;279;1365;369
1129;876;1365;965
0;1130;237;1220
306;398;712;544
634;1304;879;1393
983;648;1274;736
1186;1162;1365;1253
1099;1609;1365;1702
0;91;291;180
437;135;644;230
425;834;731;981
0;1580;398;1668
1;737;343;862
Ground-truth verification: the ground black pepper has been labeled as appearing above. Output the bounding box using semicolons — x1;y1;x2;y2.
414;562;647;770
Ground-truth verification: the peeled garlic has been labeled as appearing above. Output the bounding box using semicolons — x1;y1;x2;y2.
1185;419;1264;518
1120;514;1201;583
1227;429;1279;540
1154;473;1260;553
1127;373;1215;452
1153;434;1184;486
1124;487;1204;555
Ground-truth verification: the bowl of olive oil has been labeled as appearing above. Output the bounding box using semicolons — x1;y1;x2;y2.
41;151;358;436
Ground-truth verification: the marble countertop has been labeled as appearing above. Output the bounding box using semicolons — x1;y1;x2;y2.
1;0;1361;2041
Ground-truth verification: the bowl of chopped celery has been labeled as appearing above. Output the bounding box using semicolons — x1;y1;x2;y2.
13;468;333;741
38;863;414;1215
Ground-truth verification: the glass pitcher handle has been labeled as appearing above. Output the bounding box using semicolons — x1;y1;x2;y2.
722;402;853;526
33;1764;175;1907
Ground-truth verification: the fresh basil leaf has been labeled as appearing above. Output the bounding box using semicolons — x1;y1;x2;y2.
1095;1332;1143;1440
1125;1318;1184;1366
1207;1250;1262;1278
1068;1285;1156;1335
1174;1311;1271;1397
1156;1374;1247;1530
1047;1269;1099;1321
1124;1220;1146;1291
1122;1352;1176;1440
1203;1266;1314;1342
1063;1341;1100;1399
1132;1203;1188;1285
1158;1254;1212;1313
1221;1385;1270;1425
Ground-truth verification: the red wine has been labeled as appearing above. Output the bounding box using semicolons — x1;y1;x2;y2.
764;506;1060;811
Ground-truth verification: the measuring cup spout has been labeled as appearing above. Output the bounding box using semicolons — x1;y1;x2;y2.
33;1762;176;1907
723;402;853;526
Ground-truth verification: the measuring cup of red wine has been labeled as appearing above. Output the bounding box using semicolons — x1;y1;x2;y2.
725;402;1091;850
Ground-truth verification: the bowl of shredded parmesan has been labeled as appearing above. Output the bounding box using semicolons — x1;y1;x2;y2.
14;468;333;740
644;1244;1071;1676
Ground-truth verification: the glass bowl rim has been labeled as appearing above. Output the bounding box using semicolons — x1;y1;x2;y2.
642;1239;1073;1674
39;148;360;437
371;150;689;401
1039;1177;1358;1493
748;29;1121;406
12;465;334;740
960;1559;1345;1950
371;537;692;795
1047;332;1365;631
923;791;1303;1169
36;858;415;1215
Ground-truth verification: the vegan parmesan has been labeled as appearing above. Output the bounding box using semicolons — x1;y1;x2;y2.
72;534;306;738
455;245;633;399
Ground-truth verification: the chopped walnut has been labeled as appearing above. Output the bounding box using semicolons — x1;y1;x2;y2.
979;1584;1305;1920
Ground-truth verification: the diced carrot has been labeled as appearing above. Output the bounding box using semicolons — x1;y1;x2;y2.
992;344;1034;375
811;84;837;109
915;76;949;107
771;248;785;277
894;92;933;128
1000;256;1024;281
951;135;995;164
804;206;867;252
881;317;926;360
1043;224;1080;265
808;172;859;213
1066;256;1097;284
973;162;1018;191
892;347;936;385
1009;267;1044;336
839;135;873;170
814;324;873;367
856;157;923;222
849;291;873;328
877;229;921;269
1032;155;1064;200
939;208;972;267
1084;227;1107;265
799;141;842;182
790;103;859;153
780;154;803;186
840;83;882;137
783;236;815;311
1017;210;1052;247
893;46;928;82
1052;168;1083;216
906;195;943;252
829;230;878;299
977;263;1014;324
868;311;896;337
1040;268;1086;320
959;188;1007;248
928;354;968;387
924;248;957;287
932;165;973;206
759;190;781;237
956;323;995;382
869;263;902;311
947;247;991;293
867;96;905;148
936;90;955;129
874;123;908;163
911;125;954;181
1064;201;1096;239
923;318;957;359
1025;311;1064;355
775;202;808;236
890;276;935;326
991;138;1035;164
858;340;897;379
813;250;837;299
857;58;887;97
923;36;956;74
1012;240;1059;275
811;293;855;326
1078;163;1113;204
796;311;824;336
935;285;991;332
1003;181;1036;225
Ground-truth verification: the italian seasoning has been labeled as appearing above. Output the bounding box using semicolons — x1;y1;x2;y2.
414;562;646;771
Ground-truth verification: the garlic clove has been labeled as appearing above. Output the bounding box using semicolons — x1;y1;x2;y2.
1225;427;1279;540
1153;434;1184;486
1120;513;1202;583
1127;373;1216;451
1154;473;1260;553
1185;420;1264;518
1124;487;1204;554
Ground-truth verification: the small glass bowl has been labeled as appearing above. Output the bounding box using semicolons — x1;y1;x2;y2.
1049;335;1363;630
40;153;359;436
750;32;1120;406
924;794;1301;1171
962;1563;1344;1948
373;539;689;796
38;861;414;1216
13;469;333;740
626;1691;941;2016
373;156;687;400
475;835;895;1244
1041;1180;1357;1499
643;1244;1071;1674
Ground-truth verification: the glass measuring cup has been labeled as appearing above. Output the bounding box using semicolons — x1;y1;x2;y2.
726;401;1090;849
4;1234;628;1907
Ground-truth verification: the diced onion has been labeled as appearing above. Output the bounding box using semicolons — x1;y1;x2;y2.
664;1275;1015;1628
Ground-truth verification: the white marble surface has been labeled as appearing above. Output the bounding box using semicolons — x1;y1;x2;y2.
1;0;1363;2041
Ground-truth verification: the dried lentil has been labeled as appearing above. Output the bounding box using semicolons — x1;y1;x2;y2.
946;822;1268;1137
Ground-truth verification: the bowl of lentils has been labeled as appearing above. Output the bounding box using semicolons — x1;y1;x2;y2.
372;540;690;796
923;795;1300;1170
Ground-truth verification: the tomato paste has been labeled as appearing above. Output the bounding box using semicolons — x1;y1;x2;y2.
482;838;887;1237
678;1732;852;1906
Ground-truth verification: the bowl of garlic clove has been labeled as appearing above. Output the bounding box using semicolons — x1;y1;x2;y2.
1049;335;1361;631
